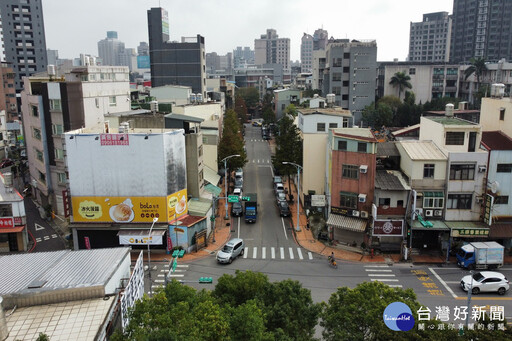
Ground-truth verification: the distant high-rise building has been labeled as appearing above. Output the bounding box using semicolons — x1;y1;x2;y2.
147;7;206;97
301;33;314;73
409;12;451;62
47;49;59;66
97;31;126;66
254;29;290;72
451;0;512;63
0;62;18;122
233;46;254;68
313;28;329;50
0;0;48;93
137;42;149;56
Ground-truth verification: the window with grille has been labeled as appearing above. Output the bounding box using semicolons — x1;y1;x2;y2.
445;132;465;145
447;194;472;209
342;164;359;179
449;164;475;180
423;164;435;178
339;192;357;209
497;164;512;173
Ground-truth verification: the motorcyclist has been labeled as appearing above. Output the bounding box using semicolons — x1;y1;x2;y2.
328;252;335;265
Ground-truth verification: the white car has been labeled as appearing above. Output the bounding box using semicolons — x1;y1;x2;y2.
233;187;242;198
460;271;510;295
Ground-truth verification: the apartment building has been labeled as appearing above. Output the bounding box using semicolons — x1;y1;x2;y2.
408;12;452;63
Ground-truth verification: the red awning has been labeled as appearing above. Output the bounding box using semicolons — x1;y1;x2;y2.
0;225;25;233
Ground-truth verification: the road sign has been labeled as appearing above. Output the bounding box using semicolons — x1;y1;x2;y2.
228;195;239;203
241;196;250;201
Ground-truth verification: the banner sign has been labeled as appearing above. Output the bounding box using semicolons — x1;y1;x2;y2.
311;195;326;207
100;133;129;146
0;217;14;228
373;220;404;236
451;228;489;238
119;234;163;245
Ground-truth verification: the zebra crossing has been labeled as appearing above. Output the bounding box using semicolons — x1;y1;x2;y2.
248;138;268;143
243;246;313;261
251;159;271;164
364;264;402;288
35;234;58;243
152;264;189;290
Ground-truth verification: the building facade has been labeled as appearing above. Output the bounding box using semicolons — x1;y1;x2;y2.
147;7;206;97
0;62;18;122
300;33;314;73
254;29;290;72
97;31;126;67
233;46;254;69
408;12;452;63
0;0;48;93
450;0;512;63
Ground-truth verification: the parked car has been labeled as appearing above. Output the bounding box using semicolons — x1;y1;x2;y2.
274;183;284;194
460;271;510;295
234;178;243;189
276;191;286;204
273;176;282;187
277;201;290;217
235;168;243;179
231;202;243;217
216;238;245;264
233;187;242;198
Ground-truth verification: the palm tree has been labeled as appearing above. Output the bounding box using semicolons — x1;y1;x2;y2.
389;71;412;100
464;57;488;87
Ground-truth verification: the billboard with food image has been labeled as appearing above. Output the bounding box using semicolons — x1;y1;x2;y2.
72;196;167;223
167;188;188;220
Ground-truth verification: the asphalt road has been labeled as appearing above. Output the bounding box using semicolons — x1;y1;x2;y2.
24;197;66;252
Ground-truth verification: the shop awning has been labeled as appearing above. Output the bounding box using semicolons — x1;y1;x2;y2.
117;229;166;237
445;221;489;238
204;165;221;186
489;224;512;239
422;191;444;197
327;214;367;232
204;183;222;196
0;225;25;233
411;220;449;231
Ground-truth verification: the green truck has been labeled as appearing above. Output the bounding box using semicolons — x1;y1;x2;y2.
244;193;257;223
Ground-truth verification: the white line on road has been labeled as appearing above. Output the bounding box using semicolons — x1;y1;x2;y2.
388;285;403;288
297;248;303;260
237;217;241;239
281;217;288;240
154;279;165;283
371;279;399;282
280;247;284;259
429;267;458;298
243;247;248;259
368;274;396;277
51;234;58;238
364;265;389;268
36;238;41;242
289;247;294;259
308;252;313;260
444;281;460;284
252;247;257;259
365;269;392;272
177;265;189;268
168;274;184;277
271;247;276;259
35;223;45;231
262;247;266;259
43;236;50;241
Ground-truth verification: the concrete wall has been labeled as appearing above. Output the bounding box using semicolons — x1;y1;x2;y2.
150;85;191;106
481;97;512;137
488;149;512;218
303;133;327;197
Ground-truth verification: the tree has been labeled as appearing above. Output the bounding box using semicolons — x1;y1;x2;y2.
464;57;487;87
262;106;276;125
389;71;412;100
302;89;322;98
377;95;402;114
237;87;260;109
272;115;302;190
218;110;247;170
234;96;249;123
361;102;393;129
213;270;268;307
284;104;298;117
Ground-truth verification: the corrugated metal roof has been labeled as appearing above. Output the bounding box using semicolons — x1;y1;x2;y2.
0;248;130;296
333;127;376;141
482;131;512;150
188;197;212;216
204;165;221;185
377;142;400;157
327;214;367;232
375;170;411;191
399;140;447;160
392;124;420;137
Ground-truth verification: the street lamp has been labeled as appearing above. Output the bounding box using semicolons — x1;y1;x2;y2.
282;161;302;232
221;154;240;219
147;217;159;297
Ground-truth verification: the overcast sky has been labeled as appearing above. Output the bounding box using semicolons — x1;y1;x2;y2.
43;0;453;62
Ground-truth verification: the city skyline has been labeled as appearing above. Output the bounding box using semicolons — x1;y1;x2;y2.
43;0;452;62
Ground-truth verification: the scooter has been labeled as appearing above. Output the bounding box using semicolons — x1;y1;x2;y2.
328;256;337;269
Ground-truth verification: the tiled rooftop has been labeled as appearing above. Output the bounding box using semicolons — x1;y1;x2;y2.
481;131;512;150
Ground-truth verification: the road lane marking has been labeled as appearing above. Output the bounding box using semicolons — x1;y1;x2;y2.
371;279;399;282
35;223;45;231
429;267;457;298
364;265;389;268
168;274;184;277
271;247;275;259
252;247;257;258
288;247;294;259
308;252;313;260
368;274;396;277
51;234;58;238
444;281;460;284
365;269;392;272
237;217;241;239
280;247;284;259
297;248;303;260
43;236;50;241
388;285;403;288
262;247;266;259
243;247;248;259
281;218;288;240
177;265;189;268
36;238;41;242
154;279;165;283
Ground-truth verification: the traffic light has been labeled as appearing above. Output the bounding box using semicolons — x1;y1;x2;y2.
199;277;213;284
407;227;411;236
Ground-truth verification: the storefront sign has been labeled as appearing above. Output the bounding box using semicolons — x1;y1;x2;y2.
0;217;14;228
331;206;349;216
373;220;404;236
84;237;91;249
484;194;493;226
311;195;326;207
167;189;188;220
100;133;129;146
119;234;163;245
451;228;489;238
14;217;22;225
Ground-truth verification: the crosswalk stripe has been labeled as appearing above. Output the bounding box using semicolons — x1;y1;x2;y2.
388;285;403;288
177;265;189;268
368;274;396;277
244;247;248;259
364;265;389;268
43;236;50;240
252;247;257;258
154;279;165;283
308;252;313;260
168;274;184;277
51;234;58;238
280;247;284;259
262;247;266;259
36;238;42;242
365;269;392;272
371;279;399;282
271;247;276;259
288;247;294;259
297;248;303;260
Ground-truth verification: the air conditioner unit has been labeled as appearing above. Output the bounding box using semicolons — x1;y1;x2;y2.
433;210;443;217
352;210;360;217
358;194;367;203
478;165;487;173
425;210;434;217
476;197;484;204
361;211;369;218
359;165;368;174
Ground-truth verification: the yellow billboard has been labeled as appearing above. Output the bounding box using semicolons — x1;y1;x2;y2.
72;196;167;223
167;189;188;221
